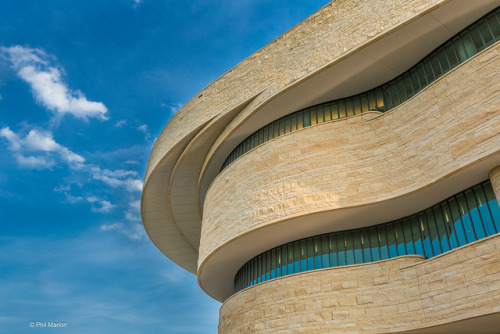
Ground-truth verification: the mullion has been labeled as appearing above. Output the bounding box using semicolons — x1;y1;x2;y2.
468;188;488;238
481;183;498;234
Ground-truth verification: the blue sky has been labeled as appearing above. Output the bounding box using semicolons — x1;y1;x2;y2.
0;1;330;333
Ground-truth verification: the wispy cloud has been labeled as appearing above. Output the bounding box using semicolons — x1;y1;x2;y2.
100;222;146;242
87;196;115;213
90;167;143;192
14;153;55;169
114;120;127;128
125;200;141;222
161;102;182;114
0;127;84;169
1;45;108;121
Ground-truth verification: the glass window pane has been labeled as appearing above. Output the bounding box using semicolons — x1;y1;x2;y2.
360;95;369;113
369;227;380;261
336;232;346;266
410;216;424;256
317;105;325;124
410;68;421;93
453;36;468;62
375;88;385;111
321;235;330;268
329;234;338;267
265;252;270;281
486;12;500;40
448;198;468;246
469;25;485;52
306;238;314;270
251;260;256;286
426;209;441;256
483;182;500;232
300;240;307;272
346;98;354;117
331;102;339;119
457;194;476;243
423;59;435;83
475;185;496;236
256;254;261;283
279;118;285;136
465;189;486;239
378;225;389;260
271;249;276;279
389;82;400;107
345;231;355;265
395;221;406;256
382;85;393;110
445;42;459;68
441;202;458;250
281;245;287;276
276;246;281;277
430;53;443;78
338;101;346;118
297;111;304;130
361;229;372;263
403;73;414;99
437;47;450;73
368;91;377;111
478;19;494;47
310;108;318;126
324;104;332;121
273;120;279;138
419;213;433;258
433;206;450;253
293;241;300;273
303;110;311;127
314;236;322;269
290;114;297;131
386;223;397;258
353;230;363;264
284;117;291;134
402;218;415;254
460;31;476;57
396;78;407;103
353;96;362;115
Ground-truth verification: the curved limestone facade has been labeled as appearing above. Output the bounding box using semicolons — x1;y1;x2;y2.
141;1;500;332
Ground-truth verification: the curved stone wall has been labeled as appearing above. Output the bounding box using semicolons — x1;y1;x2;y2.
144;0;465;271
200;42;500;268
219;234;500;333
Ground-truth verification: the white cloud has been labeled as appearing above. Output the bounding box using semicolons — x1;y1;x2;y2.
137;124;148;133
100;223;124;232
0;127;84;168
15;153;55;169
1;45;108;121
53;184;70;192
90;166;143;192
114;120;127;128
169;103;182;114
65;193;85;204
87;196;115;213
125;199;141;222
1;126;142;190
100;222;146;242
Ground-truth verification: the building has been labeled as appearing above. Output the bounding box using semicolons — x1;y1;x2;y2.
141;1;500;332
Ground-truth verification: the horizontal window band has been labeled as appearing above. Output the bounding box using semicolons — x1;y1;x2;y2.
233;180;500;294
221;6;500;173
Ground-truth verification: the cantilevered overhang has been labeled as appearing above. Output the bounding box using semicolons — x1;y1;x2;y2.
142;0;499;276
